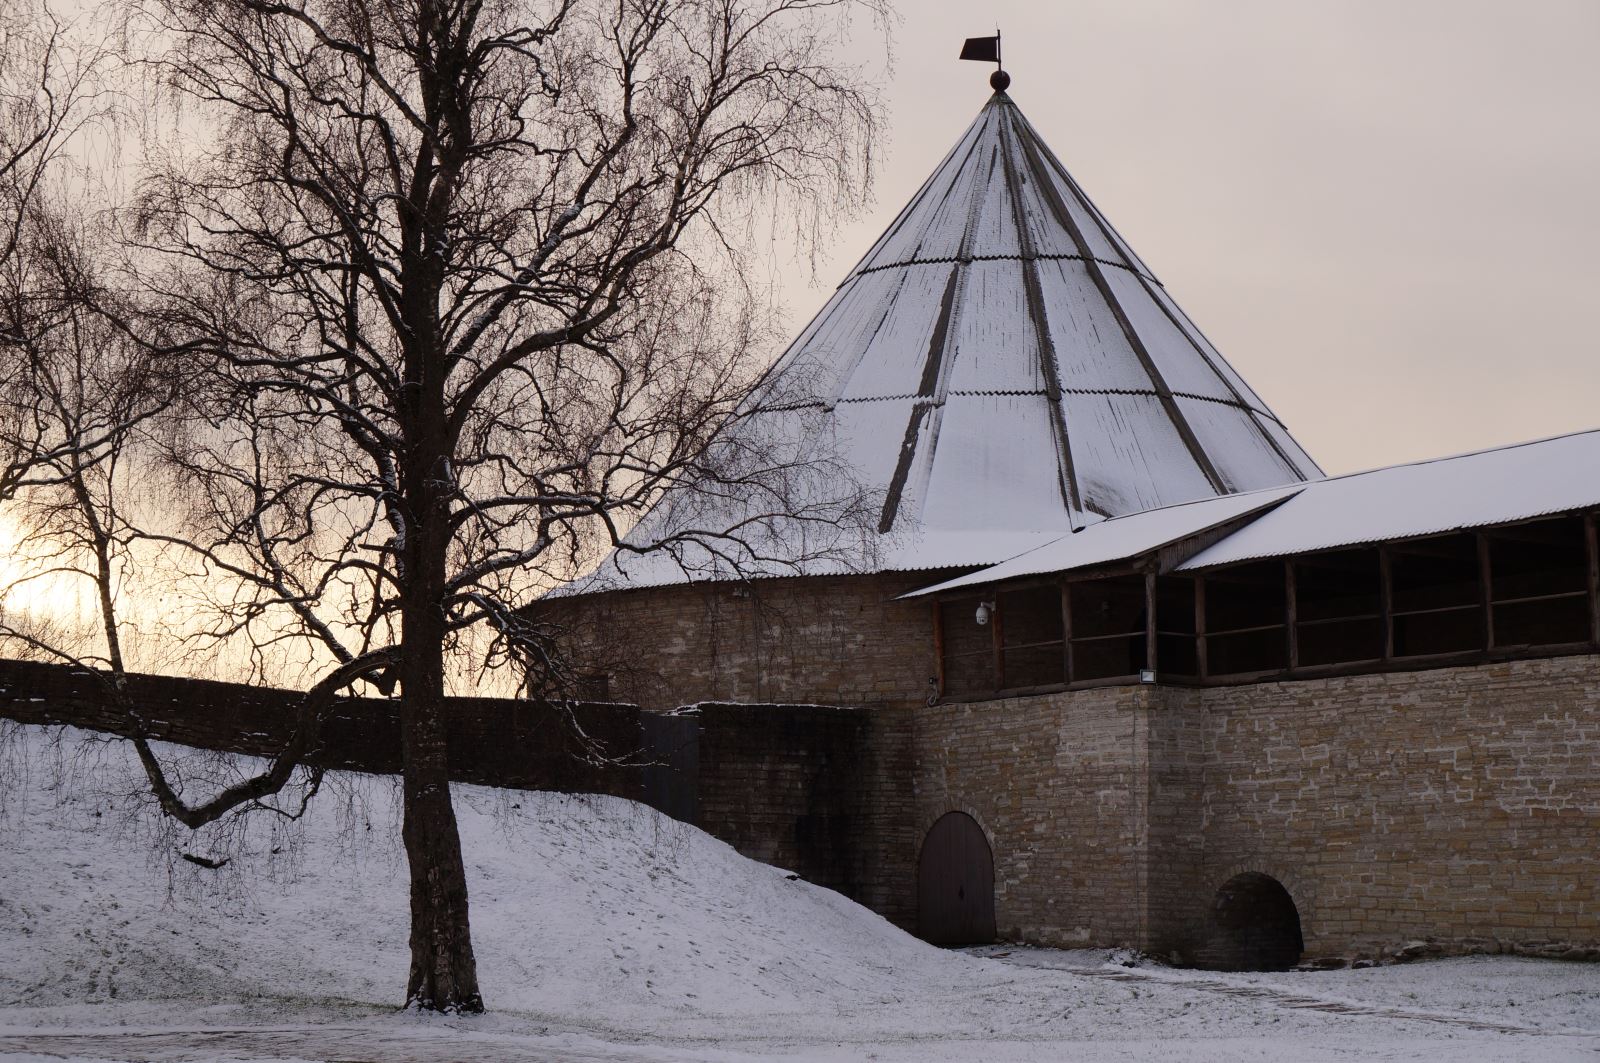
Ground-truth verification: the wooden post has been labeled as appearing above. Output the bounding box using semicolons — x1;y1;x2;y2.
1285;559;1299;673
1061;581;1075;685
1379;544;1394;660
991;595;1005;691
1587;513;1600;647
932;600;946;697
1144;570;1158;675
1195;576;1208;680
1478;532;1495;651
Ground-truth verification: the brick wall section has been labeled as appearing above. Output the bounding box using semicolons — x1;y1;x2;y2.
915;655;1599;961
676;701;915;927
1143;688;1209;957
539;571;957;709
857;701;919;929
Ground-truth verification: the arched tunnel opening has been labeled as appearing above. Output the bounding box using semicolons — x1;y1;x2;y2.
1196;872;1304;971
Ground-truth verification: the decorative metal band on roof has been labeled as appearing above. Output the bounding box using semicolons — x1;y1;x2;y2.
555;89;1323;594
767;89;1321;535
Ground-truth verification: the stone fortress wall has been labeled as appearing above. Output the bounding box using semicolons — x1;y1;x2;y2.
915;655;1600;962
547;574;1600;964
6;570;1596;965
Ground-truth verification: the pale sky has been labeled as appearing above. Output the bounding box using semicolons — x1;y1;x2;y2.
788;0;1600;476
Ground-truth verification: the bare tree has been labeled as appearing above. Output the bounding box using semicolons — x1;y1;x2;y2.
0;221;157;666
96;0;884;1011
1;1;118;499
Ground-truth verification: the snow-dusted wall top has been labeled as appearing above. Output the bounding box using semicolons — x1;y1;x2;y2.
556;90;1321;595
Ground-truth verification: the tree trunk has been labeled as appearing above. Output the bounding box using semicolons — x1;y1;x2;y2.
399;587;483;1012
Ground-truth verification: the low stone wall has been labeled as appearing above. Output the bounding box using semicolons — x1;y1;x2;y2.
911;654;1600;962
0;657;642;796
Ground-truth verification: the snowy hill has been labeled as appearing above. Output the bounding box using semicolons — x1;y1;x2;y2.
0;724;970;1027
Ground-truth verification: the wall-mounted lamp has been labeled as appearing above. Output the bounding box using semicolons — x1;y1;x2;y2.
975;600;996;626
1139;668;1158;685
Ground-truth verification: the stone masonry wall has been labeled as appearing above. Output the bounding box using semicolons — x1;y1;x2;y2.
1191;654;1600;962
915;654;1599;961
912;686;1159;946
678;700;912;927
538;571;958;710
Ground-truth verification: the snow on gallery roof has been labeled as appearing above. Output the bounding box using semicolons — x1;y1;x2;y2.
902;487;1300;598
1175;429;1600;571
901;429;1600;595
555;85;1320;596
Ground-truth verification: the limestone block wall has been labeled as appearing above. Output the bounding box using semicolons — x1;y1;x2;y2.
912;655;1600;961
911;687;1160;946
538;571;955;710
1192;655;1600;961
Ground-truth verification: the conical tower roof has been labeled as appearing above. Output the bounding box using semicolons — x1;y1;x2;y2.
774;89;1320;537
562;89;1321;591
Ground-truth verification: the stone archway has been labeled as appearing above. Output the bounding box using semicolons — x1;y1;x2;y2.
1196;871;1304;971
917;811;996;946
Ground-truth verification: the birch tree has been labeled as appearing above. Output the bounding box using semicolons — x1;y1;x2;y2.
115;0;882;1012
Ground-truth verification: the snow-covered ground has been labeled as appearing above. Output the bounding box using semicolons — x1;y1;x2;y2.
1;723;1596;1062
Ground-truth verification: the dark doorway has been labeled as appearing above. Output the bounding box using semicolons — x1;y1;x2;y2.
1197;872;1304;971
917;812;997;946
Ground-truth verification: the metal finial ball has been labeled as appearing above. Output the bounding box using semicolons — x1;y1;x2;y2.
990;69;1011;92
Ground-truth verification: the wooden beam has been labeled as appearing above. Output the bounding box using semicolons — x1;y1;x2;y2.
1292;547;1382;575
1285;559;1299;671
1478;531;1495;651
931;600;946;698
992;596;1005;691
1386;536;1479;561
1379;544;1394;660
1145;571;1158;675
1061;582;1075;686
1482;522;1576;546
1587;512;1600;647
1195;577;1208;680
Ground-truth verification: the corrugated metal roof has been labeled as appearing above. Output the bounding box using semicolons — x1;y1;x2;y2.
1176;429;1600;571
895;428;1600;597
900;488;1300;598
551;89;1321;597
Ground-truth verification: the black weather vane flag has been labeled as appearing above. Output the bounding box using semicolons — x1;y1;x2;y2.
959;31;1009;91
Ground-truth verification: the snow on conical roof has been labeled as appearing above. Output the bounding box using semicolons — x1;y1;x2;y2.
560;88;1321;593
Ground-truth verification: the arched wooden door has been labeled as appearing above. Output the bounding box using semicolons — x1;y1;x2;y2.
917;812;996;946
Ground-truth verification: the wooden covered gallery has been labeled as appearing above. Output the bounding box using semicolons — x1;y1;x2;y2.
541;82;1599;969
919;434;1600;701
